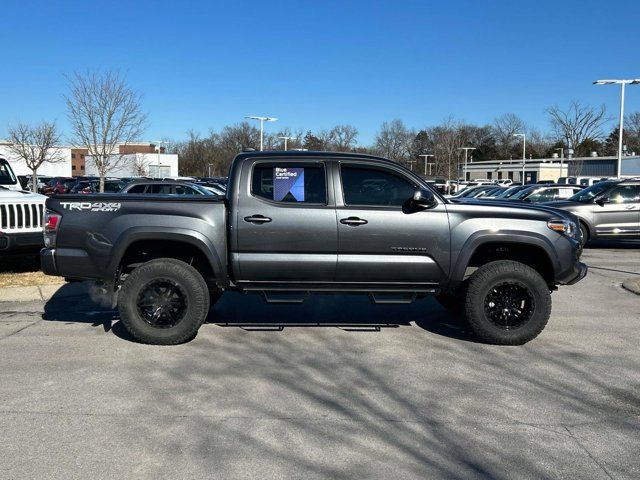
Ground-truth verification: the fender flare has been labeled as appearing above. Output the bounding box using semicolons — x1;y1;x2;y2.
107;227;226;286
450;230;559;283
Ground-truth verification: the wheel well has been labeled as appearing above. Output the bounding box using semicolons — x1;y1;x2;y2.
578;220;590;240
119;240;215;284
465;242;554;284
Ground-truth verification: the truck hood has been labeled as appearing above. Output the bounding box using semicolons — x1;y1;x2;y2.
0;188;46;201
542;200;588;209
447;197;576;222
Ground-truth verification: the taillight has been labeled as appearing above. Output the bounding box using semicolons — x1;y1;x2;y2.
44;210;61;233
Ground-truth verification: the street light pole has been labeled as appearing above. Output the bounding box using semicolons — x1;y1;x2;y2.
152;140;168;177
554;147;564;180
514;134;526;183
278;136;295;151
419;154;435;176
458;147;475;181
594;79;640;178
245;116;278;151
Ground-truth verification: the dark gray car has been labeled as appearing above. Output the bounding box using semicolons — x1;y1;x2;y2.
546;179;640;243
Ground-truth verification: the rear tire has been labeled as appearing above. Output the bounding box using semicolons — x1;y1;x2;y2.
464;260;551;345
118;258;210;345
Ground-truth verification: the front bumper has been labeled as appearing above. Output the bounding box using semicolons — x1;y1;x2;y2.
0;231;44;253
560;261;588;285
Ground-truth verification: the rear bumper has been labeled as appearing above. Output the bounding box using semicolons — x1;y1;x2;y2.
0;231;44;253
40;247;96;279
40;248;58;275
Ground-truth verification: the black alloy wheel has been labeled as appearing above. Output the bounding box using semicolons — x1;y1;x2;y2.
483;282;534;330
136;279;188;329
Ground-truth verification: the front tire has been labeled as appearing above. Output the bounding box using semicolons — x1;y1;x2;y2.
464;260;551;345
118;258;210;345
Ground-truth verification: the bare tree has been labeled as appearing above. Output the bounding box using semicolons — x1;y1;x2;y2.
7;121;64;192
492;113;526;159
374;119;414;164
547;101;608;157
131;155;151;177
64;70;147;192
330;125;359;151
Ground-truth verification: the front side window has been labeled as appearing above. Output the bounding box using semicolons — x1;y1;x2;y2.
341;165;415;207
252;164;326;204
607;185;640;204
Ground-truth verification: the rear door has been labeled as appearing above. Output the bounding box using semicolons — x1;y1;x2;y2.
593;184;640;237
233;158;337;282
334;161;449;285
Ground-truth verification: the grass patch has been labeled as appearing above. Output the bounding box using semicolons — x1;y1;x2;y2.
0;255;65;288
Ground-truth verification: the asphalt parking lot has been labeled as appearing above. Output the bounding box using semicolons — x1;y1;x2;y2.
1;244;639;479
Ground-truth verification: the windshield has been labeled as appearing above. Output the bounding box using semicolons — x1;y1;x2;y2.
0;160;17;185
510;186;539;199
568;181;615;203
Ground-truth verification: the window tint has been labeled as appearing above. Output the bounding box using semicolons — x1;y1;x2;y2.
126;184;147;193
607;185;640;203
252;164;326;204
525;188;555;202
341;166;415;206
104;182;124;193
174;185;201;195
149;184;174;194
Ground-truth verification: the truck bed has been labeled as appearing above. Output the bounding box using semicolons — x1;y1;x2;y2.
44;194;228;282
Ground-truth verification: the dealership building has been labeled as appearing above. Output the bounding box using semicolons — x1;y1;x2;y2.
463;155;640;182
0;142;178;178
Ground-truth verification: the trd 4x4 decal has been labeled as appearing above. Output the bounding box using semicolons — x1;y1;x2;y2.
59;202;121;212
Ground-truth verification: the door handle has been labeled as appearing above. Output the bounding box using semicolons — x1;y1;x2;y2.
244;214;272;224
340;216;368;226
624;205;636;210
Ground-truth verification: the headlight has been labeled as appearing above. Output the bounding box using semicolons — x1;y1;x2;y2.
547;219;577;238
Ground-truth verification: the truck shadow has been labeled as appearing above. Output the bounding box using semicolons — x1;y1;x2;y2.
40;286;477;343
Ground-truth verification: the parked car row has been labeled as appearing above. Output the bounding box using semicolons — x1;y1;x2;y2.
16;175;228;196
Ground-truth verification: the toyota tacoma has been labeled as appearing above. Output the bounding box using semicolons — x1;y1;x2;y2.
40;151;587;345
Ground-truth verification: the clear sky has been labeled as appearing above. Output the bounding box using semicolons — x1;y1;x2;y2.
1;0;639;145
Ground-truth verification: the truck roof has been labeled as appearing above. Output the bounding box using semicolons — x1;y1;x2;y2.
232;150;397;166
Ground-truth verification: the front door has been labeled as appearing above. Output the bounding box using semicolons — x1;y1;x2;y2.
334;162;450;285
593;184;640;238
233;159;338;282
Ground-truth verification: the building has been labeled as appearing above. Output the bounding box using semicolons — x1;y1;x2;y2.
0;141;177;179
73;143;169;177
0;142;72;177
84;151;179;178
463;155;640;182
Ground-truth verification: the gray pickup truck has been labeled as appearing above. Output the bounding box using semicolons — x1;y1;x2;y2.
41;151;587;345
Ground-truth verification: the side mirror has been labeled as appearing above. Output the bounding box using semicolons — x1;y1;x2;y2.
412;188;437;209
595;196;609;206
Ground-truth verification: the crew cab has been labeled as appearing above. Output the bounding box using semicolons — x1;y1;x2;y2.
41;151;587;345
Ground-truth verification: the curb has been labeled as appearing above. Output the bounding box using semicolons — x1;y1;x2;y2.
0;282;90;303
622;279;640;296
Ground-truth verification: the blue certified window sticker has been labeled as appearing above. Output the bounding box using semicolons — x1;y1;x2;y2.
274;167;305;202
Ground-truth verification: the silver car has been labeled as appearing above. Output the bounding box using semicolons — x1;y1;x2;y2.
547;179;640;244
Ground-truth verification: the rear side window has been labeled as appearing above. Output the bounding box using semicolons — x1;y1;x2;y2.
252;164;326;204
126;184;147;193
341;165;415;206
174;185;200;195
149;184;174;194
